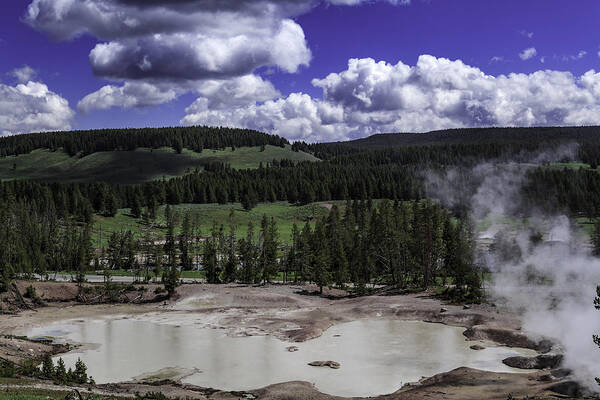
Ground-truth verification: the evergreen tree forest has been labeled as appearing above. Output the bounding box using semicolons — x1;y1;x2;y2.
0;125;288;157
3;125;600;298
0;196;480;299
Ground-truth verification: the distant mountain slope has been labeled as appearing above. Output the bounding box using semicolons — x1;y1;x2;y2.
0;145;318;184
291;126;600;163
324;126;600;149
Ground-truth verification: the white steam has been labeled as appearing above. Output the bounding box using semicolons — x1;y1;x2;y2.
426;145;600;389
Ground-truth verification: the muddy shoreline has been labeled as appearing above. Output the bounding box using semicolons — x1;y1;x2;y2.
0;282;581;399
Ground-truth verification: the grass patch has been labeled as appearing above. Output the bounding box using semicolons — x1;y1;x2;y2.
0;386;70;400
92;201;340;248
0;145;317;184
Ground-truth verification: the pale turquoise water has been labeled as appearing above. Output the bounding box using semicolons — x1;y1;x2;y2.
29;318;536;397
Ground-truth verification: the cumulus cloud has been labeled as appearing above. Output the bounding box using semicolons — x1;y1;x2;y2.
9;65;37;83
79;74;278;113
78;81;177;113
182;92;348;142
329;0;409;4
183;55;600;142
519;47;537;60
194;75;280;110
0;81;74;135
25;0;315;82
24;0;413;114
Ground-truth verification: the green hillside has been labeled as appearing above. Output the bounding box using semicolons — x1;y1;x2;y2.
322;126;600;149
0;145;318;184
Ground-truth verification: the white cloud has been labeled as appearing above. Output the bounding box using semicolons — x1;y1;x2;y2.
79;74;279;113
9;65;38;83
24;0;413;115
24;0;318;82
0;81;74;135
194;75;280;110
328;0;410;4
565;50;587;61
78;81;177;113
182;55;600;142
519;30;534;39
519;47;537;60
490;56;504;63
182;92;349;142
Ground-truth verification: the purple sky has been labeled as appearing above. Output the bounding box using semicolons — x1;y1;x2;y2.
1;0;600;141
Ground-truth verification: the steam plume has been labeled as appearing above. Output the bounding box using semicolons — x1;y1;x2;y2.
425;144;600;389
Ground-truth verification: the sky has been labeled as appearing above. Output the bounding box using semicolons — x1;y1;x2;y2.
1;0;600;142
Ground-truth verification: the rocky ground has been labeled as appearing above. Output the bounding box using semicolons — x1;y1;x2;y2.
0;281;593;399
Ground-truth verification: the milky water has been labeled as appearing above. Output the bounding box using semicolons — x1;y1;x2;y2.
29;317;537;397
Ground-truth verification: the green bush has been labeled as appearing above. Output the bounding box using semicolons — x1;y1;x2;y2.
0;359;16;378
23;286;37;299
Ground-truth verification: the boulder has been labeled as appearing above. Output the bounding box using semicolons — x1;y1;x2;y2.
470;345;485;350
308;361;341;369
502;354;563;370
286;346;299;352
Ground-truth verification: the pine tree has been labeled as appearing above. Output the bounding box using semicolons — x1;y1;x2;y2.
73;358;88;384
204;222;221;284
55;358;67;384
326;206;348;288
104;192;118;217
287;223;300;283
76;223;93;289
131;195;142;219
595;285;600;385
223;224;237;283
152;243;164;283
297;222;312;282
259;216;279;283
310;219;331;294
238;222;256;283
179;212;193;270
163;209;180;296
593;220;600;257
41;354;54;379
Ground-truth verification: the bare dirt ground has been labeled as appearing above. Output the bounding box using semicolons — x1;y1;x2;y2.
0;282;585;399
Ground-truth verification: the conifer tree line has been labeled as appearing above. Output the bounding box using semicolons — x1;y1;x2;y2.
523;167;600;217
4;160;600;226
1;195;481;300
105;200;481;298
0;126;288;157
4;125;600;300
0;198;93;291
293;125;600;166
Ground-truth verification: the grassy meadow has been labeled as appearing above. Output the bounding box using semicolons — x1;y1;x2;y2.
92;201;340;248
0;145;318;184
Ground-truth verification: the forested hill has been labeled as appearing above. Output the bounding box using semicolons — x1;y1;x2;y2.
294;126;600;163
0;126;289;157
0;126;316;184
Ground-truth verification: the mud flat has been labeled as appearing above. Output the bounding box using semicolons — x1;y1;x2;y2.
0;282;577;399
